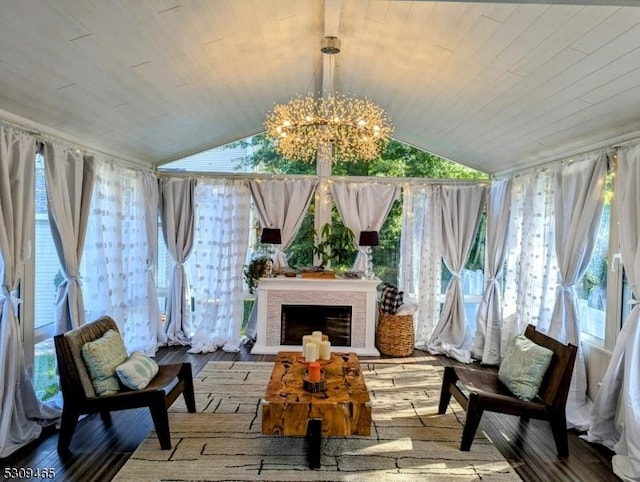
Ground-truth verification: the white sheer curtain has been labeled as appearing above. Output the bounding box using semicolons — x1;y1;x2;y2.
586;145;640;482
82;160;163;355
188;178;251;353
427;184;487;363
248;179;317;271
399;183;443;348
330;181;400;272
473;179;511;365
0;127;60;457
160;177;195;346
547;154;607;430
42;141;95;333
502;169;558;353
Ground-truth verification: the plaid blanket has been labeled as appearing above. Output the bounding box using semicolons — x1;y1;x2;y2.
380;283;404;315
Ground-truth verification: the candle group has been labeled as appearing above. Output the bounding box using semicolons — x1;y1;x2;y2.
303;331;331;362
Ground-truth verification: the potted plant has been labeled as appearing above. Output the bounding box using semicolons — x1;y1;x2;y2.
243;255;270;294
312;223;355;269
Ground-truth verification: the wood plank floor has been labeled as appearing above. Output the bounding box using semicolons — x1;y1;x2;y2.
1;345;619;482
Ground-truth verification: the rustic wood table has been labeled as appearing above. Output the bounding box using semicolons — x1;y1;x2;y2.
261;351;371;468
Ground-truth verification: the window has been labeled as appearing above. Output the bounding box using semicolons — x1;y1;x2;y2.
577;173;612;341
26;154;63;401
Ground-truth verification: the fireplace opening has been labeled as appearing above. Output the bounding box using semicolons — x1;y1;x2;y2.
280;304;352;346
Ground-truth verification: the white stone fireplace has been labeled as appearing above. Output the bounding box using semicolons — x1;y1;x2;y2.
251;277;380;356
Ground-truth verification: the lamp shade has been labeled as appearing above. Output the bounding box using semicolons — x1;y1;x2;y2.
359;230;379;246
260;227;282;244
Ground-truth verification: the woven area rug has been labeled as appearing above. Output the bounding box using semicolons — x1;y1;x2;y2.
113;358;521;481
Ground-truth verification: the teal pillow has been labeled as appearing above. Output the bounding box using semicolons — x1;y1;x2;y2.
116;352;159;390
81;329;128;396
498;335;553;401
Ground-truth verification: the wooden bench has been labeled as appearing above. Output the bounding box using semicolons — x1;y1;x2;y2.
438;324;577;457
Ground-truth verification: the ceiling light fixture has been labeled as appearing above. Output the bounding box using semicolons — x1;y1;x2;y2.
264;37;393;163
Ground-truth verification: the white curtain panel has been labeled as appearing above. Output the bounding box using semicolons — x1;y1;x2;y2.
502;169;558;353
0;127;60;457
160;177;195;346
142;172;166;348
82;161;163;355
399;184;443;348
586;145;640;482
473;179;511;365
428;184;487;363
330;181;400;272
547;153;608;430
188;178;251;353
248;178;317;271
42;141;95;333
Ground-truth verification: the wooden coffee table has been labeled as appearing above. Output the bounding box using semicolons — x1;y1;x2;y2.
262;351;371;468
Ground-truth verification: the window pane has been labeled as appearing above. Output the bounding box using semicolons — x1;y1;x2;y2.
33;154;61;400
578;173;612;339
35;155;61;332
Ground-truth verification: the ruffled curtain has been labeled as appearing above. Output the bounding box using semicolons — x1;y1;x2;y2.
586;145;640;482
547;153;607;430
0;127;60;457
160;177;195;346
428;184;487;363
502;169;558;353
188;178;251;353
330;181;400;272
42;141;95;333
473;179;511;365
248;179;317;271
399;184;443;348
82;161;164;355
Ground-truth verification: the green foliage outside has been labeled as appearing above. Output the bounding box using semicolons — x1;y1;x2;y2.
231;134;487;285
34;350;59;401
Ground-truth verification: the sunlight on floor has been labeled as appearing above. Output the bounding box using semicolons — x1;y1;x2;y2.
344;437;414;455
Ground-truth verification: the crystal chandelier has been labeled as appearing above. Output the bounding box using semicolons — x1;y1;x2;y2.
264;37;393;163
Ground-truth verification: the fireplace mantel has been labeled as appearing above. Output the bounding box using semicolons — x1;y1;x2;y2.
251;276;380;356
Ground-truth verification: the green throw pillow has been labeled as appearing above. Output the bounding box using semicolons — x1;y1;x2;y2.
116;352;159;390
81;329;128;396
498;334;553;401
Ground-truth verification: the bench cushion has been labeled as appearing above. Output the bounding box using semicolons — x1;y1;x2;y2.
116;352;159;390
81;329;128;396
498;335;553;401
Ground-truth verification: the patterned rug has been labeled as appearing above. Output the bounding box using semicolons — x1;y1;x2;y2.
113;358;521;481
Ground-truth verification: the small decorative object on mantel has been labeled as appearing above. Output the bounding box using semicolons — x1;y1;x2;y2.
301;267;336;279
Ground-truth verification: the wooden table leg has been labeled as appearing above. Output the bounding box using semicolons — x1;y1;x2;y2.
306;418;322;469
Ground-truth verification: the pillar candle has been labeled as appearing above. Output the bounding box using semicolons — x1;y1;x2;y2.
302;335;313;357
319;340;331;360
308;362;321;382
312;331;323;341
305;342;317;362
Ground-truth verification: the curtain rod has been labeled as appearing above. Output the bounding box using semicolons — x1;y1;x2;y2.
0;115;150;172
156;169;489;186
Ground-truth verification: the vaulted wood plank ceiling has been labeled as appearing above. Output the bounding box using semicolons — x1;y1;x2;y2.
1;0;640;174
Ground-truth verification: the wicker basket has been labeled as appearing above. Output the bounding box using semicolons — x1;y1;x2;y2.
376;311;415;357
